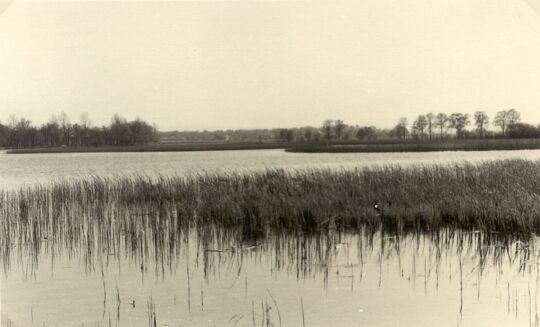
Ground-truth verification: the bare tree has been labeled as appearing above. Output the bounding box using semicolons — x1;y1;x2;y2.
493;109;520;136
334;120;346;141
3;112;157;149
506;109;521;133
473;111;489;137
322;120;334;141
79;112;92;146
434;113;448;139
356;126;376;140
412;115;428;139
57;111;71;146
448;113;470;138
493;110;508;136
278;129;294;142
390;118;409;139
426;112;434;140
44;115;61;146
304;128;314;142
7;114;18;128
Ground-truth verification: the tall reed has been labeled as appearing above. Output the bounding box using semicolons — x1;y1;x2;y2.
1;159;539;273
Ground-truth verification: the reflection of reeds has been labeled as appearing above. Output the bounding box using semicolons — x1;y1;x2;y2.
267;289;282;327
301;297;306;327
1;315;14;327
147;296;156;327
3;224;540;326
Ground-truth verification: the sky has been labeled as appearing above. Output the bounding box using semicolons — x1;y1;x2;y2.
1;0;540;131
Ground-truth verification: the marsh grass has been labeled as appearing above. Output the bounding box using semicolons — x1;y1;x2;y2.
7;138;540;155
287;138;540;153
1;159;540;275
5;142;289;154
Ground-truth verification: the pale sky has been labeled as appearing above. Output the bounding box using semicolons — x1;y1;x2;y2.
1;0;540;131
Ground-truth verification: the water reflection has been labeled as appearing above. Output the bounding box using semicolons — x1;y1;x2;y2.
2;221;540;326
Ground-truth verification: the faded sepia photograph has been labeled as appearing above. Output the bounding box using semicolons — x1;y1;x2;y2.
2;0;540;326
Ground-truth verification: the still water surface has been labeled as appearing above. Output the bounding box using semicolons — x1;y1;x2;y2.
2;149;540;189
3;149;540;326
2;229;539;327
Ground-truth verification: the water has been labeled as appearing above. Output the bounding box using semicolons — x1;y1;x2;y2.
2;149;540;189
3;149;540;326
2;228;539;327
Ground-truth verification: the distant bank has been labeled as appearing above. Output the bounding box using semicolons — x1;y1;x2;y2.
286;138;540;153
5;142;288;154
5;138;540;154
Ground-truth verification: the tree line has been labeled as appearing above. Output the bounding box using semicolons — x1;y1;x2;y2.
284;109;539;143
0;112;157;148
159;109;540;144
3;109;539;148
394;109;540;140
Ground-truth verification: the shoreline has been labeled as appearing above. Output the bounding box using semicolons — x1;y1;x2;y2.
5;142;288;154
5;138;540;154
287;138;540;153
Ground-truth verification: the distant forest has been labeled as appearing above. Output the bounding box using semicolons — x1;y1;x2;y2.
2;109;540;148
0;113;157;148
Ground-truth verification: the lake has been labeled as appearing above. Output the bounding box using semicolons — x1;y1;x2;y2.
2;149;540;326
2;227;539;327
2;149;540;189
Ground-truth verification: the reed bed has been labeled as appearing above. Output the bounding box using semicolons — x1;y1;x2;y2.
1;159;540;274
287;138;540;153
5;142;288;154
1;160;540;238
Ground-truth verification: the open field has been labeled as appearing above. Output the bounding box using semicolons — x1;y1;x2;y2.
286;138;540;153
2;159;539;245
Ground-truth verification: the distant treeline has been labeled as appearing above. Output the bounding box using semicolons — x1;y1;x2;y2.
3;108;540;148
161;109;540;144
391;109;540;140
0;112;157;149
159;123;391;143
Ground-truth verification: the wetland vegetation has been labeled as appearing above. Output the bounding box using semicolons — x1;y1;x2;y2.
3;1;540;325
5;142;289;154
8;138;540;154
4;108;540;155
2;158;540;326
2;159;539;239
286;138;540;153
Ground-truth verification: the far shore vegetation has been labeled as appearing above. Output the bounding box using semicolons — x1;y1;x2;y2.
6;142;289;154
2;108;540;153
286;138;540;153
7;138;540;154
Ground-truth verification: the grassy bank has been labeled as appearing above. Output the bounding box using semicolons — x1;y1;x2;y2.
2;160;539;244
286;138;540;153
7;138;540;154
5;142;289;154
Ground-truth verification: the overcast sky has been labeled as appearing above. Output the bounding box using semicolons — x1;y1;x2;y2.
1;0;540;131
